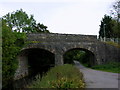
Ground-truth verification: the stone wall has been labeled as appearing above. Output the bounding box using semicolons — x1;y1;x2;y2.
27;33;97;42
14;51;28;80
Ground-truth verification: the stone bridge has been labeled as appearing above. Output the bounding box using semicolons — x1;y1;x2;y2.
14;33;120;80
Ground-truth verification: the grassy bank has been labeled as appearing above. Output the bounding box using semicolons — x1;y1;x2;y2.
27;64;85;88
91;62;120;73
105;41;120;48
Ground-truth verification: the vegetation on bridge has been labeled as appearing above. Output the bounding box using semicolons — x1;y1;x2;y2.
27;64;85;88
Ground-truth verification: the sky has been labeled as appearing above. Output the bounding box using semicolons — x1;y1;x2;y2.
0;0;116;36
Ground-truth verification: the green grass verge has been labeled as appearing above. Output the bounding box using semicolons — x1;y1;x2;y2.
91;62;120;73
105;41;120;48
27;64;85;88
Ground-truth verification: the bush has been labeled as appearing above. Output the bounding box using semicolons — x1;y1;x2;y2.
28;64;85;88
49;77;85;88
2;19;26;88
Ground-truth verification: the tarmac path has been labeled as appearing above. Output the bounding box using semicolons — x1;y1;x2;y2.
74;61;120;88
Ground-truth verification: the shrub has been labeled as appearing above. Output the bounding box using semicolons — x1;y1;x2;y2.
2;19;26;88
28;64;85;88
49;77;85;88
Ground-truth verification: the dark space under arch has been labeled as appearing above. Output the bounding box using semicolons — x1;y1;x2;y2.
63;48;97;67
24;48;55;76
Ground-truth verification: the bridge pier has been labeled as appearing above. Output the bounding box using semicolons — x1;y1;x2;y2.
55;54;64;65
14;54;28;80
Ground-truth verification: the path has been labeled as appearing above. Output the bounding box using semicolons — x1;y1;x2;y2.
74;61;120;88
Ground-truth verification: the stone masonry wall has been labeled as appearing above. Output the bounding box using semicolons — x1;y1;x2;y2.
27;33;97;42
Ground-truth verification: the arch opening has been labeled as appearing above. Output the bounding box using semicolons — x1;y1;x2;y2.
27;48;55;76
14;48;55;88
16;48;55;79
63;48;96;67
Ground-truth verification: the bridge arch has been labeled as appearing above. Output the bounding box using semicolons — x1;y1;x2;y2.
22;45;56;54
63;48;97;66
14;48;55;80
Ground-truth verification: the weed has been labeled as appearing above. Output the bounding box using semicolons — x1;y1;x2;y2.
28;64;85;88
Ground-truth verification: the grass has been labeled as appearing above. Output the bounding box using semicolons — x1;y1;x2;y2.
105;41;120;48
27;64;85;88
91;62;120;73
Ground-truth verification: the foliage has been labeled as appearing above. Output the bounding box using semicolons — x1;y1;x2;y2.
111;0;120;22
64;50;86;64
3;9;50;33
28;64;85;88
91;62;120;73
99;1;120;39
2;9;51;88
99;15;114;38
76;51;93;67
64;50;78;64
64;49;93;67
105;41;120;48
99;14;120;38
2;19;26;88
110;0;120;38
110;19;120;38
49;77;85;88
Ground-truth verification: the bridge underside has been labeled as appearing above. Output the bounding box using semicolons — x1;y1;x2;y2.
63;48;96;67
14;48;55;80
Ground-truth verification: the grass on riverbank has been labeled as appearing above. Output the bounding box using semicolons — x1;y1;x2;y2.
27;64;85;88
91;62;120;73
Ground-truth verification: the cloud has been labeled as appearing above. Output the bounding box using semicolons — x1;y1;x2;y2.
43;2;108;35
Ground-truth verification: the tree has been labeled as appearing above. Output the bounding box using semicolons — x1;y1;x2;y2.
111;0;120;22
3;9;49;33
2;19;26;88
110;19;120;38
34;23;49;33
99;1;120;39
99;15;114;38
110;0;120;38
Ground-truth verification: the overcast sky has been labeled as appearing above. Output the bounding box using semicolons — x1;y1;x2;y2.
0;0;116;35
